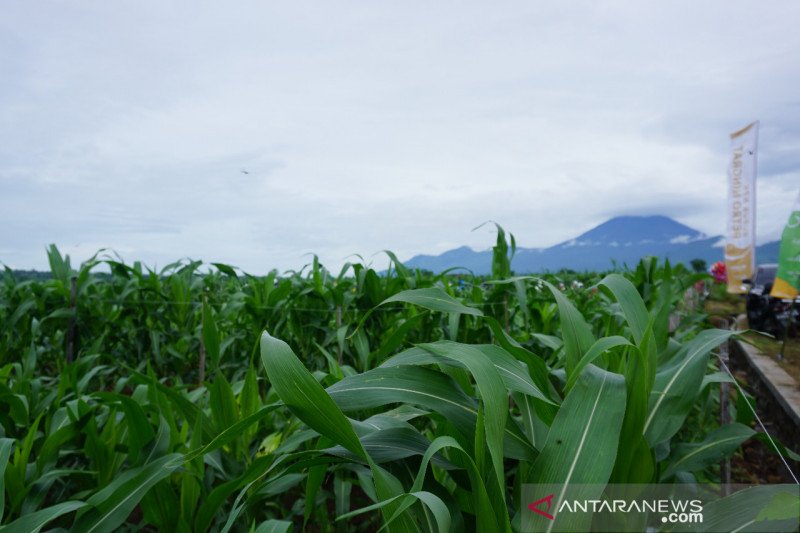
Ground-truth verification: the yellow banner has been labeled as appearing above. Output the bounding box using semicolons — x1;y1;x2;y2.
725;122;758;294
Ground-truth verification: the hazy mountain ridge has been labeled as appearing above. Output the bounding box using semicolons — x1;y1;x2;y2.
404;215;780;274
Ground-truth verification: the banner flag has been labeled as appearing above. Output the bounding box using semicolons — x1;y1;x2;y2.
725;121;758;294
770;190;800;300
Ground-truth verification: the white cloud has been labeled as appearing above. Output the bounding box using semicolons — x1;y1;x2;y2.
1;1;799;272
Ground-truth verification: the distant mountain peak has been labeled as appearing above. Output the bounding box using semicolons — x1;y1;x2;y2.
403;214;777;274
556;215;706;249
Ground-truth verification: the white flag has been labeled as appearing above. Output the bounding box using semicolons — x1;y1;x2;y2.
725;121;758;294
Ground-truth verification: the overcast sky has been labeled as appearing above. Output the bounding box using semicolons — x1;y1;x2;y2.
2;2;799;274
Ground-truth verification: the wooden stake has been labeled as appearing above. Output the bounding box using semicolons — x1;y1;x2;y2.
719;321;731;495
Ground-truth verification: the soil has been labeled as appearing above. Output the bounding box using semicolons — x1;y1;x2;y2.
728;363;800;485
704;295;800;484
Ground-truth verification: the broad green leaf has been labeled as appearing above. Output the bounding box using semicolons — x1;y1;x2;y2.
598;274;649;344
193;454;277;533
527;365;626;533
752;432;800;461
387;340;510;496
211;262;238;277
337;490;451;533
382;342;554;405
756;492;800;521
374;314;425;362
327;365;476;437
381;288;483;317
262;332;370;460
564;336;632;392
670;485;799;532
209;373;239;435
181;404;278;464
94;393;154;465
327;365;535;461
260;332;416;532
661;423;756;480
254;519;293;533
644;328;735;445
202;299;221;369
326;427;455;469
304;461;327;527
0;438;15;522
1;501;85;533
72;453;182;533
543;280;595;375
483;277;587;371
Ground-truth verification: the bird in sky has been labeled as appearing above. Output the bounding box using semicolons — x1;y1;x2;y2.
240;168;250;175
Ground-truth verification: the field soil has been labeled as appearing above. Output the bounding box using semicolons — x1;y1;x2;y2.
729;362;800;485
704;294;800;485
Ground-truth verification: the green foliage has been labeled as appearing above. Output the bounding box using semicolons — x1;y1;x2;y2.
0;237;794;531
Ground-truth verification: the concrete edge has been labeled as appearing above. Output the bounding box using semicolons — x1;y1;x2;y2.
731;338;800;428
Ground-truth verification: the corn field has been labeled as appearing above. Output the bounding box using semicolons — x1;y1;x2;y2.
0;228;797;532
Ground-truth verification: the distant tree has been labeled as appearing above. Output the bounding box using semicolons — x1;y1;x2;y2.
690;258;707;273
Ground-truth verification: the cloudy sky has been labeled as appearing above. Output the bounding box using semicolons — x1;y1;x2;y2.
2;2;799;273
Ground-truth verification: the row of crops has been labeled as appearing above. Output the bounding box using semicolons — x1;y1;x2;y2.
0;230;797;532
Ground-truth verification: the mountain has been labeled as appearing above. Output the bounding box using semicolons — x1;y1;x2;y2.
404;215;780;274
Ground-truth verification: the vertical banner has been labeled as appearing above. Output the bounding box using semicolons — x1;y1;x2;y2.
770;190;800;300
725;121;758;294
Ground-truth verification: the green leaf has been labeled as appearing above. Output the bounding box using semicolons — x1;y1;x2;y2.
209;373;239;435
543;280;595;375
382;342;554;405
260;332;416;532
326;427;455;469
752;432;800;462
72;453;182;533
1;501;85;533
0;438;14;522
484;317;554;400
598;274;649;344
211;262;238;277
661;423;756;480
381;288;483;317
409;334;527;469
181;404;278;464
328;365;476;438
564;336;633;393
374;314;425;362
94;393;154;465
193;454;277;533
202;299;221;369
326;365;534;461
261;332;367;460
670;485;799;533
644;328;735;445
254;519;293;533
756;492;800;521
527;365;626;533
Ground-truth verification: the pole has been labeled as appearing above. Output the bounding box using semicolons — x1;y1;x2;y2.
779;294;797;361
718;318;731;495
